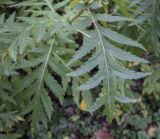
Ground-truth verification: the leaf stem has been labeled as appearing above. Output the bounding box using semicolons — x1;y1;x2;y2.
87;7;112;118
69;10;84;23
37;39;54;94
44;0;55;14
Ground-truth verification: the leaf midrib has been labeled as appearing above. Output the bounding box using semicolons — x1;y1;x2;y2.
87;8;112;118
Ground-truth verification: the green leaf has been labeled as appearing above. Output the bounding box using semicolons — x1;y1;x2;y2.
0;134;21;139
88;96;106;112
100;26;145;49
44;72;65;104
69;0;81;8
67;51;101;76
72;79;80;106
0;14;5;25
114;96;138;103
104;40;148;63
13;68;41;94
0;89;16;104
78;68;105;91
138;131;150;139
18;30;30;55
36;22;47;42
31;96;48;128
67;31;98;66
103;77;116;123
53;0;70;10
40;89;53;120
95;14;131;22
90;1;102;9
112;0;132;17
11;1;45;7
113;70;151;79
48;58;68;91
82;91;93;108
8;39;18;61
6;12;16;26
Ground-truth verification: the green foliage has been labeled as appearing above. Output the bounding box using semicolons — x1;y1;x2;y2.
130;0;160;54
0;0;158;137
143;69;160;98
67;4;149;122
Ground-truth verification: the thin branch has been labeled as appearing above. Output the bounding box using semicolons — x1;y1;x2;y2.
69;10;84;23
44;0;55;14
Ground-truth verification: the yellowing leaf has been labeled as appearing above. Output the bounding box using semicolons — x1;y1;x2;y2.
69;0;81;8
63;136;70;139
148;126;157;137
15;116;25;122
47;131;52;138
80;100;88;111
